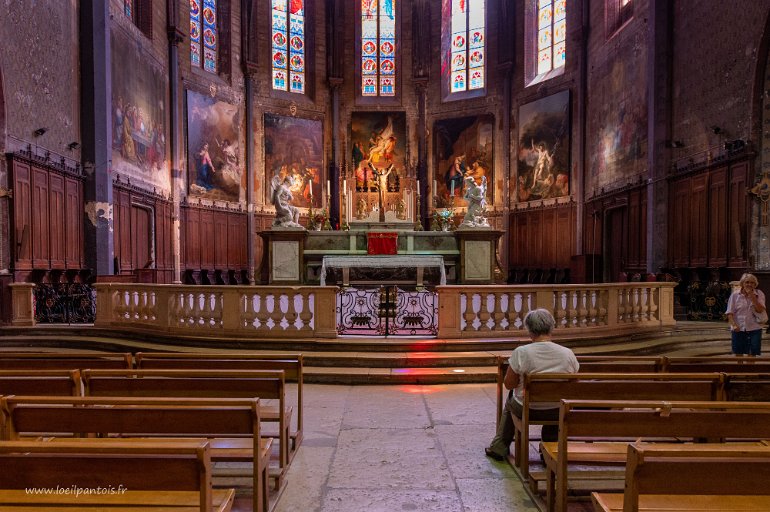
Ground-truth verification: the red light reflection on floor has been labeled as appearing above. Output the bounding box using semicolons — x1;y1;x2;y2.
397;385;445;394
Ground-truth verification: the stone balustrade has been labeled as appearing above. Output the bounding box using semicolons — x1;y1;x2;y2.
436;282;676;338
9;282;676;340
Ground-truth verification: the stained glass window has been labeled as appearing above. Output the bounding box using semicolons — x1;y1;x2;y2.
124;0;134;19
361;0;396;97
536;0;566;76
272;0;305;94
450;0;485;93
190;0;217;73
607;0;633;37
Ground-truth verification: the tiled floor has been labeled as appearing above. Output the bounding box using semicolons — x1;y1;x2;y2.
270;383;538;512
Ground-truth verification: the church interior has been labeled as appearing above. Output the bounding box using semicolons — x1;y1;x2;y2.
2;0;770;511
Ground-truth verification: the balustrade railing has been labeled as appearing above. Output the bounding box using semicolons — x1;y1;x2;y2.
437;282;675;338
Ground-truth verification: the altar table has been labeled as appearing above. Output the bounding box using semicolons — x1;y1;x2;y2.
320;255;447;287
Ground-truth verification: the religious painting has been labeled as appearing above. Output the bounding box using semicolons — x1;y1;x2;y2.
263;113;323;209
111;28;169;193
517;90;570;203
186;90;243;202
588;45;648;191
434;115;494;206
350;112;407;193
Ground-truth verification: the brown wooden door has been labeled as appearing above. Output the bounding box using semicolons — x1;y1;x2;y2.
604;207;625;282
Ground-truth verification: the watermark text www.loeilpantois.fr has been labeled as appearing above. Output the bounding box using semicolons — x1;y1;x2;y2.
25;485;128;497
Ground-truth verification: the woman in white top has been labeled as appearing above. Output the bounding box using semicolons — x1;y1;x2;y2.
485;308;579;461
726;273;766;356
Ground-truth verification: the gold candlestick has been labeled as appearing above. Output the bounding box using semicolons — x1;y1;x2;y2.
414;192;423;231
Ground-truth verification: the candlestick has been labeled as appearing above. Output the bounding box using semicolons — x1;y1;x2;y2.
433;179;437;195
416;180;421;195
327;180;331;194
343;179;347;192
414;193;423;231
450;181;455;198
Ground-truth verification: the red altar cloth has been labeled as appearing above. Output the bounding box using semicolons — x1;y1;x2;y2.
367;232;398;255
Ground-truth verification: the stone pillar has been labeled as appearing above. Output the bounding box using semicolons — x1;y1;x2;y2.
245;75;256;282
329;80;342;228
167;15;185;283
646;0;673;273
80;0;113;275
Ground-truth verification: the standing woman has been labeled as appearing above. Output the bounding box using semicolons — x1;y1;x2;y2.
726;273;767;356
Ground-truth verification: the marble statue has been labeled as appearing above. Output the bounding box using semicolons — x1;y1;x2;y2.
460;175;490;228
355;197;368;220
271;174;303;229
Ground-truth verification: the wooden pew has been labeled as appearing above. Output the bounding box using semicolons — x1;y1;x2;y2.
495;356;664;430
1;396;271;512
0;439;234;511
724;373;770;401
0;352;132;370
513;372;725;482
592;443;770;512
663;356;770;373
0;370;82;397
81;369;291;489
134;352;304;456
542;400;770;512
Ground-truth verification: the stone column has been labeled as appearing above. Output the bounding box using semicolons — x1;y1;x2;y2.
80;0;113;275
167;11;185;283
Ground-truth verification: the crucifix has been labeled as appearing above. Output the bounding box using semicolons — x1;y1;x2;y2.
369;162;393;223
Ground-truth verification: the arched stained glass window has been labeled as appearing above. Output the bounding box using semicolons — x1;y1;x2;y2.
272;0;306;94
536;0;566;76
449;0;485;93
361;0;396;97
190;0;218;74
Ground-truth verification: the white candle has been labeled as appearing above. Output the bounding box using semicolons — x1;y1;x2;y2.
450;181;455;197
416;180;421;195
327;180;331;194
343;179;347;192
433;179;437;194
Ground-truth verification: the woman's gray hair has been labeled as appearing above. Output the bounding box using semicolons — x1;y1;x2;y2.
740;273;759;287
524;308;555;337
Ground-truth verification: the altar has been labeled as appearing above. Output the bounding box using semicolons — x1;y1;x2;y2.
320;255;446;286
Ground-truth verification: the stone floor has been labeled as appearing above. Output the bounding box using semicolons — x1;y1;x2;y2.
268;382;537;512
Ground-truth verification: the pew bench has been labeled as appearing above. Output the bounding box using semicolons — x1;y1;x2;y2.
80;369;291;490
0;439;234;511
541;400;770;512
591;443;770;512
512;373;725;482
662;356;770;374
0;352;132;370
724;373;770;401
0;370;82;397
134;352;304;457
1;395;272;512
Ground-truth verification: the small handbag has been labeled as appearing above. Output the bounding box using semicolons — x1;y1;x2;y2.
754;308;769;324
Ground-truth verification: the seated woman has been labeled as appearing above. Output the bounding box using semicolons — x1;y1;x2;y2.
485;308;579;461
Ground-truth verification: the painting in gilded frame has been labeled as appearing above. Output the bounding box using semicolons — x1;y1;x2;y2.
186;90;243;202
433;115;494;206
350;112;407;192
517;90;570;202
263;113;323;209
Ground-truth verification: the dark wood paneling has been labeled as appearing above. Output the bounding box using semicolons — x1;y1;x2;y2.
31;166;50;267
605;207;625;281
214;211;228;268
48;173;66;269
184;207;201;269
64;177;83;268
542;209;556;266
708;167;728;266
227;213;240;268
12;160;32;269
117;189;132;272
690;174;708;266
669;178;691;267
200;210;215;268
627;188;642;269
555;207;573;268
131;205;152;270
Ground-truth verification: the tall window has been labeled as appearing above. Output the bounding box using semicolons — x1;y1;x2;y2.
361;0;396;97
124;0;152;38
535;0;566;78
449;0;485;93
607;0;633;37
272;0;305;94
190;0;218;73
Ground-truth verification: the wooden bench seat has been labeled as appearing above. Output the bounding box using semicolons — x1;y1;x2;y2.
0;370;82;396
80;369;291;490
0;352;132;370
724;373;770;401
662;356;770;374
0;439;234;511
1;395;272;512
513;373;725;482
592;443;770;512
542;400;770;512
134;352;304;457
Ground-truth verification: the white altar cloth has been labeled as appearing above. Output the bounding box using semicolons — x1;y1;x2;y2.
320;255;447;286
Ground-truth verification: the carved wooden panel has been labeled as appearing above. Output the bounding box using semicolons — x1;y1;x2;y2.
64;177;83;268
131;205;152;270
12;160;32;269
708;167;728;266
605;206;625;281
116;189;132;272
541;209;556;266
200;210;215;268
690;174;708;266
48;173;66;269
214;211;228;268
184;207;201;270
627;188;642;269
669;178;691;267
31;166;50;267
555;206;573;268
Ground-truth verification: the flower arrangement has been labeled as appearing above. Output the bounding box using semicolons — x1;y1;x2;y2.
432;208;455;231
